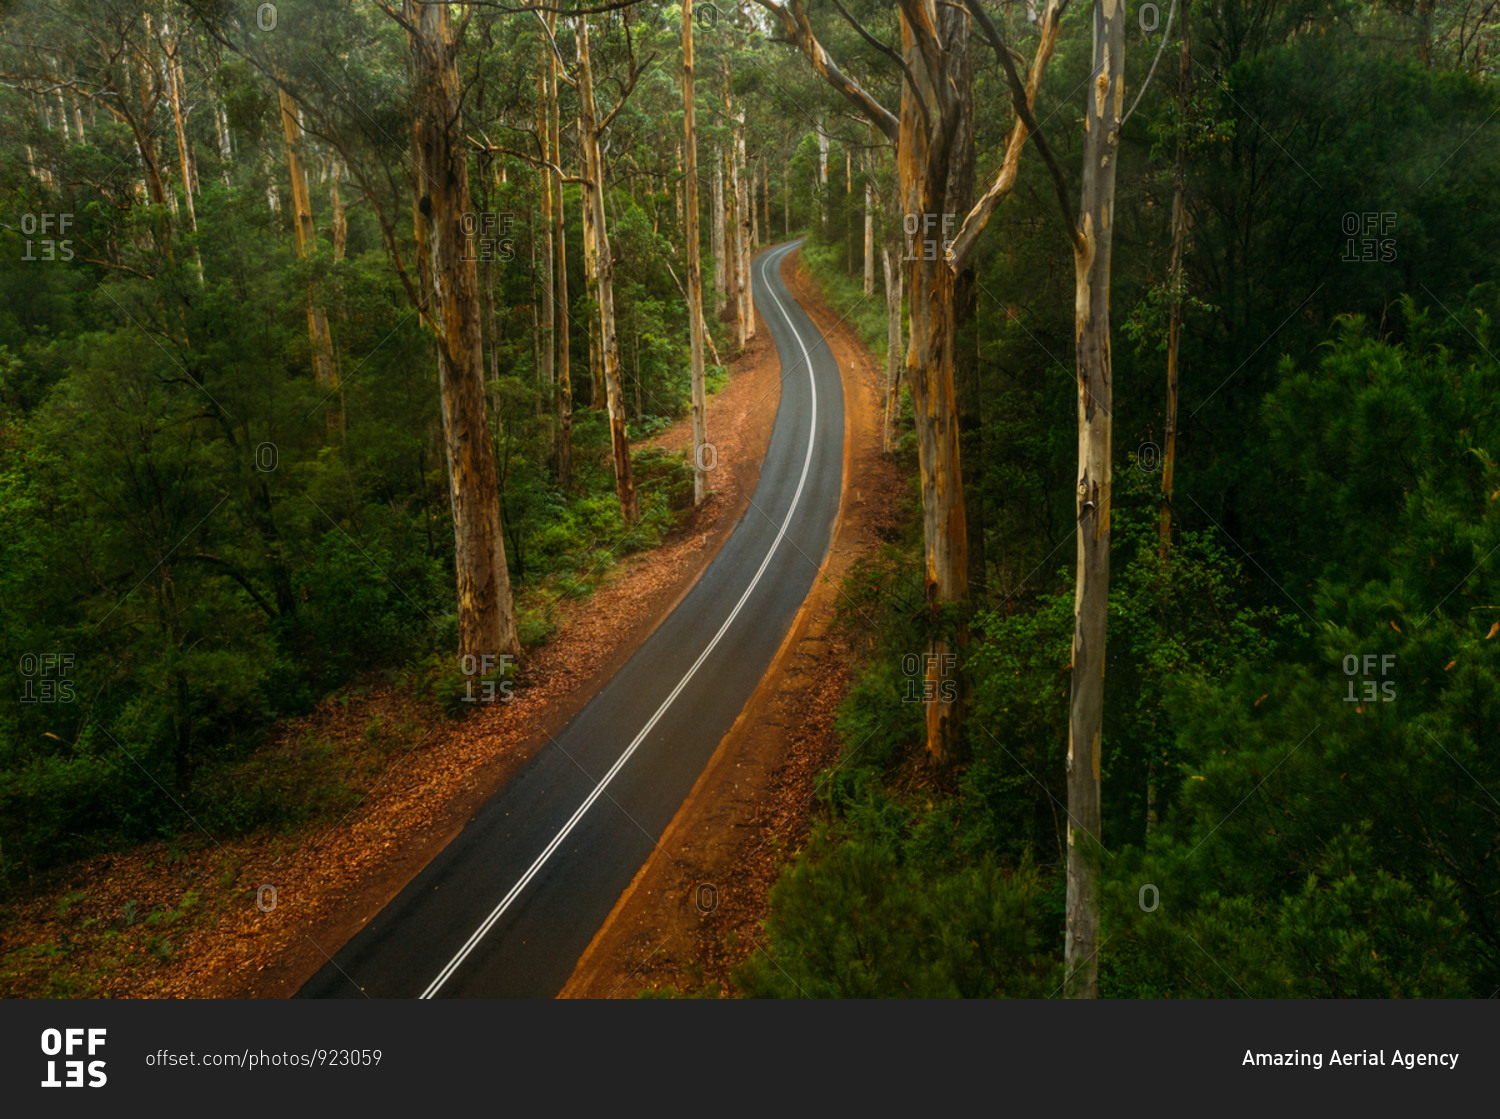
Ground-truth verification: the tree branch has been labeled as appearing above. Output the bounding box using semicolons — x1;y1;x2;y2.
828;0;929;136
190;553;280;618
949;0;1076;268
471;130;589;183
751;0;900;144
1119;0;1177;130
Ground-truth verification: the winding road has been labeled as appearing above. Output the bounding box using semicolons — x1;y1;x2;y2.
298;240;844;998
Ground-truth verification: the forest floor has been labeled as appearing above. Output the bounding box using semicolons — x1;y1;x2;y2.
0;262;786;999
560;250;903;998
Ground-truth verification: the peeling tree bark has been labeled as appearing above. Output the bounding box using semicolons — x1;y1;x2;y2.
1064;0;1126;1002
404;0;519;662
898;2;968;768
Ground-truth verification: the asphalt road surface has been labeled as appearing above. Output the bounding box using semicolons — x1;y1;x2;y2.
298;240;844;998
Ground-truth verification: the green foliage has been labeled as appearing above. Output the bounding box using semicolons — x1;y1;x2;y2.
750;312;1500;997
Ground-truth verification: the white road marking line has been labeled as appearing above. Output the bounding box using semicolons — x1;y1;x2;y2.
419;243;822;998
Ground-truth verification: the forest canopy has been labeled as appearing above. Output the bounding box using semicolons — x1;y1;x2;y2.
2;0;1498;998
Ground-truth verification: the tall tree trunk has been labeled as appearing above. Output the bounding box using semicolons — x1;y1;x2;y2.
1149;0;1191;840
847;148;855;275
329;159;348;260
750;153;759;250
1064;0;1126;1002
675;142;685;236
783;156;790;235
863;161;875;294
277;85;341;433
763;160;772;241
404;0;520;661
580;110;603;410
576;14;640;525
898;6;968;768
683;0;710;506
164;31;202;285
1158;6;1190;565
536;57;556;465
548;14;573;490
722;145;741;346
713;146;726;305
213;92;233;184
735;106;753;342
881;242;903;452
817;123;829;226
946;24;985;604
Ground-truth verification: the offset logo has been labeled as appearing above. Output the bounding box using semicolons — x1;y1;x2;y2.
40;1028;107;1088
